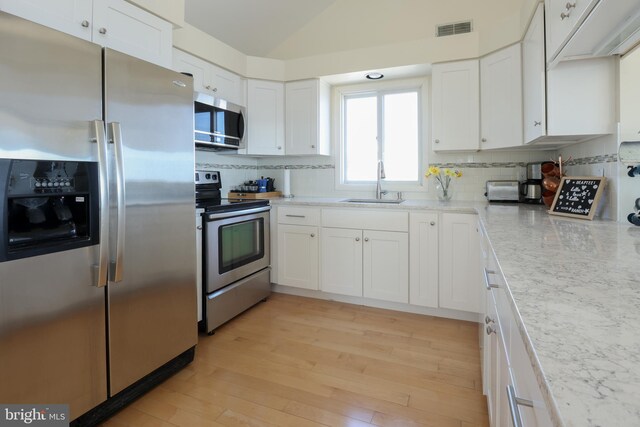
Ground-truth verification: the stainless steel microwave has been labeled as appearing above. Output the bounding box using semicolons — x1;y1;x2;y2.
194;92;246;150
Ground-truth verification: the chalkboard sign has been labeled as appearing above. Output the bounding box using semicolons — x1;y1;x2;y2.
549;176;607;220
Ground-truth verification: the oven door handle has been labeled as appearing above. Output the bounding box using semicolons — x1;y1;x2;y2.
205;206;271;221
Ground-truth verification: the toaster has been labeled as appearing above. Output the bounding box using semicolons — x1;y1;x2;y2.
485;180;520;202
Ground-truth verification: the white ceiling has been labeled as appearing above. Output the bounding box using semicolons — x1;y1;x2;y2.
185;0;525;60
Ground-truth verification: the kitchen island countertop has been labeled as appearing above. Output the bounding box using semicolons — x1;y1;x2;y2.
270;198;640;427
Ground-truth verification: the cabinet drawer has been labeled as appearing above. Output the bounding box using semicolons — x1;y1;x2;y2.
510;325;554;427
277;207;320;226
321;209;408;232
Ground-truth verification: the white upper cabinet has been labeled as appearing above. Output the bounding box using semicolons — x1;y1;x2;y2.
544;0;596;63
480;44;523;149
523;4;617;144
93;0;171;68
285;79;331;156
523;4;547;144
0;0;93;40
432;59;480;151
546;0;640;65
246;79;285;155
172;49;245;105
0;0;173;68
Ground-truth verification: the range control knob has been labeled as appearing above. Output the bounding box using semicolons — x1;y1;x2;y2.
205;173;211;180
35;182;41;188
54;182;60;187
65;182;71;187
47;182;53;187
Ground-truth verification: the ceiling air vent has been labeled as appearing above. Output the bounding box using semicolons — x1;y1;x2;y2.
436;21;473;37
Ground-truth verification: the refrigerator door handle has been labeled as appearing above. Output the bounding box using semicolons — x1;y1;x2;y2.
91;120;109;287
108;122;126;283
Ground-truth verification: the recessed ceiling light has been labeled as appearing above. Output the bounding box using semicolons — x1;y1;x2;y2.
365;72;384;80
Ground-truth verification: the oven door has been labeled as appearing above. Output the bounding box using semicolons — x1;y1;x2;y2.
204;206;270;293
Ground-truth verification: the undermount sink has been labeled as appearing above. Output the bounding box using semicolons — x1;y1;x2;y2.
341;198;404;204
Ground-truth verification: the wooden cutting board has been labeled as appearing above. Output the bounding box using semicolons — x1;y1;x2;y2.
227;191;282;199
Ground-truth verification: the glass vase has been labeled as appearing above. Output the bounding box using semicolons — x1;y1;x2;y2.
436;183;452;201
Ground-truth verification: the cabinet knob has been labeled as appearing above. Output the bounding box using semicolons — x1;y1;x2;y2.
81;20;90;28
197;225;203;230
355;237;360;242
560;11;571;19
364;237;369;242
311;145;315;148
485;315;495;324
310;233;315;238
430;221;436;226
277;146;282;150
481;138;487;143
434;139;440;144
565;2;576;10
98;27;107;35
486;325;496;335
534;121;541;126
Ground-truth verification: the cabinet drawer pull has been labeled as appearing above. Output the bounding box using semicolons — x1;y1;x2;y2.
534;120;541;126
565;2;576;10
507;385;534;427
560;11;570;19
483;268;499;290
285;214;306;218
486;325;496;335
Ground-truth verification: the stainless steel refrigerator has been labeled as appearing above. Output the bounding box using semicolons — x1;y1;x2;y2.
0;11;197;422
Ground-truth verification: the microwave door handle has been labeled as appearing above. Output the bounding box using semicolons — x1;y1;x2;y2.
91;120;109;287
238;112;245;140
108;122;126;283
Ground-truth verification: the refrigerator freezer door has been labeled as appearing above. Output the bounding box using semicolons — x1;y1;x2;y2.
0;12;107;420
103;49;197;395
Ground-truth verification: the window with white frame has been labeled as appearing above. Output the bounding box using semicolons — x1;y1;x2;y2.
338;82;422;187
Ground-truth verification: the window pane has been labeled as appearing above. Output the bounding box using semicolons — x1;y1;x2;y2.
383;92;419;181
345;96;377;181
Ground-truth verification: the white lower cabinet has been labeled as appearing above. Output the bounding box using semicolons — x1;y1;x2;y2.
277;224;319;290
363;230;408;303
320;227;408;302
409;212;439;307
480;222;553;427
275;207;321;290
320;227;364;297
439;213;481;313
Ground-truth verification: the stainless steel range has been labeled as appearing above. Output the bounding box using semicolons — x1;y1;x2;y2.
195;170;271;334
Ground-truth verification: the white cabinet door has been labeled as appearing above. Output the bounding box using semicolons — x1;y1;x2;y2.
246;79;285;155
277;224;319;290
439;213;481;313
545;0;596;63
480;43;523;149
620;43;640;141
210;63;244;106
432;59;480;151
93;0;172;68
320;227;363;297
285;79;330;156
523;4;547;144
409;212;439;308
0;0;93;40
498;332;515;427
363;230;408;303
172;48;210;94
486;290;499;427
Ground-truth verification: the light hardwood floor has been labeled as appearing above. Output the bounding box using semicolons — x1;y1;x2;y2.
103;293;489;427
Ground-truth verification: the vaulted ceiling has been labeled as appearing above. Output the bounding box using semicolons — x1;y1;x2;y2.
185;0;526;60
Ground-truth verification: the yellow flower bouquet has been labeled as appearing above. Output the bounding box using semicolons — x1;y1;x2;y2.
424;166;462;201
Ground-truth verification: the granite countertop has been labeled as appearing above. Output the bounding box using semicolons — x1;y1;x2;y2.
271;197;640;427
